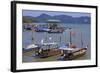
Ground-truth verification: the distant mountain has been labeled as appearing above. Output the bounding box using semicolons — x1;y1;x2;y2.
37;13;52;19
23;14;91;24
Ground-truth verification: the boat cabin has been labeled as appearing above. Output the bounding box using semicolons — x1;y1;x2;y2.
35;42;60;58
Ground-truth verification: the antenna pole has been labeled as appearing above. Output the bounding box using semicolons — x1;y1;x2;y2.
60;34;61;45
81;32;83;48
69;28;72;44
32;25;34;44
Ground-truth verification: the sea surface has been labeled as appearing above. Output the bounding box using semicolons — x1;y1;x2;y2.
22;23;91;62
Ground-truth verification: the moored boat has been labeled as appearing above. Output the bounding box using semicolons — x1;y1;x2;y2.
58;28;87;60
48;27;65;33
34;27;50;32
34;40;60;58
58;46;87;60
35;48;60;58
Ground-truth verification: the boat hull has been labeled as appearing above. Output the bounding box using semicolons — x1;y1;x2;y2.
58;48;87;60
35;49;61;58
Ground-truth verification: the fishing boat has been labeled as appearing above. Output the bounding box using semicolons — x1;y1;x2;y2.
48;27;65;33
58;28;87;60
35;48;60;58
34;27;50;32
34;39;60;58
58;46;87;60
23;23;32;30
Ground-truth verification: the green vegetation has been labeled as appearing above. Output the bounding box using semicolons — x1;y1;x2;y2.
23;16;38;23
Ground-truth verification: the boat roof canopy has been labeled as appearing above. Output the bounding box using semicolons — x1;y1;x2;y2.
46;19;61;23
59;45;85;51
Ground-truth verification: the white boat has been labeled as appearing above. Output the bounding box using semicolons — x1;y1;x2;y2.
26;44;38;49
23;44;39;52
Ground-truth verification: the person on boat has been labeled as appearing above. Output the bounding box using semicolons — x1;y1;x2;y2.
69;43;77;48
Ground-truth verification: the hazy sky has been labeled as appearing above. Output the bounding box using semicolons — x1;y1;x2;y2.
22;10;90;17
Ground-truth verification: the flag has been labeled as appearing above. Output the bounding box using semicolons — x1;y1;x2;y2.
69;43;77;48
70;31;76;36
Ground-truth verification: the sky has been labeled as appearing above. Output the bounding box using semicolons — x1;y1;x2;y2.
22;10;91;17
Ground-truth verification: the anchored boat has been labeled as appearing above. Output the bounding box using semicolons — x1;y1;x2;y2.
35;42;60;58
58;29;87;60
34;27;50;32
58;46;87;60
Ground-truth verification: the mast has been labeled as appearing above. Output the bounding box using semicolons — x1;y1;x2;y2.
81;32;83;48
59;34;61;45
32;25;34;44
69;28;72;44
45;32;47;42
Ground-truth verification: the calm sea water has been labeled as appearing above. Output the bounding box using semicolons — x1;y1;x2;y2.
22;23;91;62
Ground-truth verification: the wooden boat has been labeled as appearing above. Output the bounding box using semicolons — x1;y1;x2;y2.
23;24;32;30
48;27;65;33
34;27;50;32
35;48;60;58
58;29;87;60
58;47;87;60
34;41;60;58
34;27;64;33
69;48;87;59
